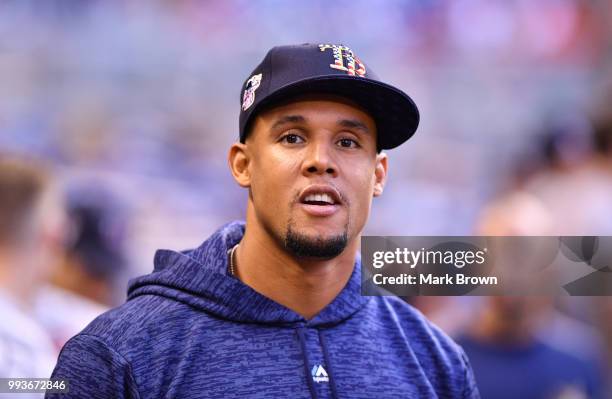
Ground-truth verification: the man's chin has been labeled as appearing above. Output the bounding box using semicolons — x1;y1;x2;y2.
284;227;348;259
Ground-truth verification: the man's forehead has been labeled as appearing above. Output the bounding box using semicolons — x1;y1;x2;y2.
255;93;376;127
269;92;368;112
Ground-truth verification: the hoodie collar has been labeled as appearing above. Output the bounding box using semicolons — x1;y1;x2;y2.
128;221;371;327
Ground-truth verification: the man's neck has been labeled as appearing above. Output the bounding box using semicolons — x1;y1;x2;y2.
234;220;357;320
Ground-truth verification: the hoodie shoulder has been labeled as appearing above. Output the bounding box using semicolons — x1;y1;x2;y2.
48;295;193;399
367;296;480;398
375;296;461;351
78;293;189;350
47;333;141;399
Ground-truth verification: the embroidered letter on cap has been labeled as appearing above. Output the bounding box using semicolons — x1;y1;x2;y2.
318;44;366;77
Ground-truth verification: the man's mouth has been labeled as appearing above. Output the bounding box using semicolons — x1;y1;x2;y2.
302;193;336;206
298;185;342;217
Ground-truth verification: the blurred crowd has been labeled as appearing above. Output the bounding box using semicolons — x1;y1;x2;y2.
0;0;611;398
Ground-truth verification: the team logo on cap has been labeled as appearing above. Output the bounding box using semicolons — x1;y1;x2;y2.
242;73;262;111
319;44;366;77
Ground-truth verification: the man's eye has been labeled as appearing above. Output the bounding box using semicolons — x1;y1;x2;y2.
281;134;304;144
337;138;359;148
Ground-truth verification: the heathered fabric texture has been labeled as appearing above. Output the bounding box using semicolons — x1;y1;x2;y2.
47;221;480;398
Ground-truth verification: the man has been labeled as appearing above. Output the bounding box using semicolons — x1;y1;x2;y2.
48;44;479;398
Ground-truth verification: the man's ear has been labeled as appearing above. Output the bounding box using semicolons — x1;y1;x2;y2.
228;142;251;188
373;152;388;197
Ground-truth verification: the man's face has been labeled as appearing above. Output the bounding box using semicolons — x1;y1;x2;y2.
237;94;387;259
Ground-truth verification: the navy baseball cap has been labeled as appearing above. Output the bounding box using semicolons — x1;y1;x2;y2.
239;43;420;150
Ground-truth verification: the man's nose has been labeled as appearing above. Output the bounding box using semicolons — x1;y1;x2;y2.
301;141;338;177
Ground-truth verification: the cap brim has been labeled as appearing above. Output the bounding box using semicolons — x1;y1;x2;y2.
251;75;420;150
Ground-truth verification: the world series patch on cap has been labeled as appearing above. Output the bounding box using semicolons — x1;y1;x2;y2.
239;43;420;150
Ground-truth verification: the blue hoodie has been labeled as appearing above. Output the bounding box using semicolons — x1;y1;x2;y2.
47;221;479;399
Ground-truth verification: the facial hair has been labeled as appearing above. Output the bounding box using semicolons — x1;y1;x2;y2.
284;218;349;259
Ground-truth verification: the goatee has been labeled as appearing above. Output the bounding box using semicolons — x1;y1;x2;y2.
284;220;348;259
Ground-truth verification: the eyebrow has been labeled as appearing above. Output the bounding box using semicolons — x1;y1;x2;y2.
337;118;371;134
270;115;307;131
270;114;371;134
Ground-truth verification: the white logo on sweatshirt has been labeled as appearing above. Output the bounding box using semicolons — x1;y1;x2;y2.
311;364;329;383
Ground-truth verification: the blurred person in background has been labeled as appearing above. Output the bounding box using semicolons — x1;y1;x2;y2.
521;91;612;383
34;183;129;350
409;192;558;338
0;154;64;380
455;296;603;399
453;190;605;399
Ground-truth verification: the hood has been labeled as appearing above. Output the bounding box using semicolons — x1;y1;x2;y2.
127;221;371;327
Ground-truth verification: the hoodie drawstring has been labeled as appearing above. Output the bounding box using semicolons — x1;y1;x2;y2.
319;330;339;399
297;327;319;399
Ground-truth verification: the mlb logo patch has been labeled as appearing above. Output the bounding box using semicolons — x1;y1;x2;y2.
242;73;263;111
